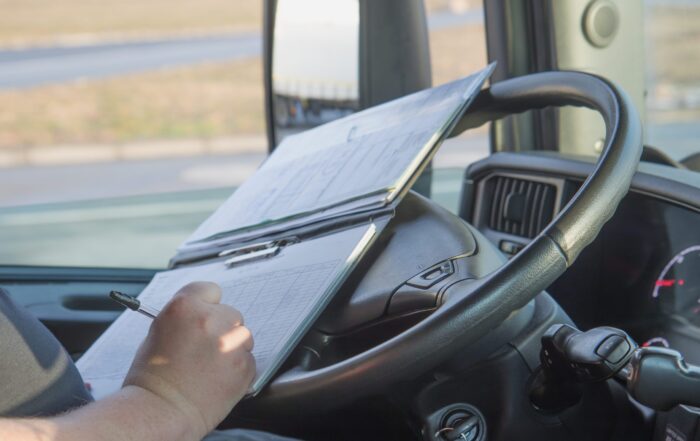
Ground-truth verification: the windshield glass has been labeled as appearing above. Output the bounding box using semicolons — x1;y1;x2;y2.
646;1;700;163
0;0;486;269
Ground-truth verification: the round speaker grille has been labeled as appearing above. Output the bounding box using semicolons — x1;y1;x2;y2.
582;0;620;48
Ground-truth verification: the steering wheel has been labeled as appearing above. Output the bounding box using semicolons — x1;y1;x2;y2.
242;71;643;414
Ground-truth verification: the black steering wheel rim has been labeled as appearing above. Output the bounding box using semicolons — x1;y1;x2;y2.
244;71;643;413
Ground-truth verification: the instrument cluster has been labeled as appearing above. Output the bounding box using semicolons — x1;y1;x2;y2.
546;191;700;364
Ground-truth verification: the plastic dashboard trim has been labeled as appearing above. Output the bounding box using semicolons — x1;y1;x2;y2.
463;153;700;231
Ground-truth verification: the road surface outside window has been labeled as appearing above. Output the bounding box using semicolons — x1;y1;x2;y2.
0;0;488;208
3;0;696;268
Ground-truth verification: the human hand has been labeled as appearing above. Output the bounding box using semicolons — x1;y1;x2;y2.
123;282;255;439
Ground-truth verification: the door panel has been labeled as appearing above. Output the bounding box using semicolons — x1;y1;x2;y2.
0;266;154;357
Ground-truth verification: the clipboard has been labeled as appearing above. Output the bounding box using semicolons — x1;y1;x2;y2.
76;65;495;399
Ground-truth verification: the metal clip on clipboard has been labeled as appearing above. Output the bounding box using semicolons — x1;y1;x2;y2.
219;238;295;268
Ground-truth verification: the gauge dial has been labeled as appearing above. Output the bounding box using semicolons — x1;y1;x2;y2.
653;245;700;324
641;336;670;348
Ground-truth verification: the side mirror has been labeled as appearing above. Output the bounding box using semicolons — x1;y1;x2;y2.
263;0;432;149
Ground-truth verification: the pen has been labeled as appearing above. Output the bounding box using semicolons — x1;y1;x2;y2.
109;291;160;319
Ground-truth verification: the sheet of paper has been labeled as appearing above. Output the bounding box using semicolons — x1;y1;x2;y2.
77;222;378;399
181;65;494;248
181;193;387;254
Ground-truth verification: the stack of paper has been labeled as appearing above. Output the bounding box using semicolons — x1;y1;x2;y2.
181;65;494;250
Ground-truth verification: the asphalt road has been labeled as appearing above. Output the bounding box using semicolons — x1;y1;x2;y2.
0;9;482;89
1;117;696;208
0;133;489;267
0;166;470;269
0;134;489;207
0;33;261;89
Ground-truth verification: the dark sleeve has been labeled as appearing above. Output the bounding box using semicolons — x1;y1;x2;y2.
0;288;92;417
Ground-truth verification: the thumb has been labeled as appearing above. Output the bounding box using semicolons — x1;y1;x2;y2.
175;281;222;305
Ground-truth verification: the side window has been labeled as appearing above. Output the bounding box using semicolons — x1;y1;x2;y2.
0;1;267;268
0;0;267;207
0;0;489;268
426;0;489;212
645;2;700;168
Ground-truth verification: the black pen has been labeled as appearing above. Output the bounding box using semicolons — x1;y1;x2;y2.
109;291;160;319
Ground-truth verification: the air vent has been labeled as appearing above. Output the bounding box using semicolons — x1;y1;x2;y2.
488;176;556;238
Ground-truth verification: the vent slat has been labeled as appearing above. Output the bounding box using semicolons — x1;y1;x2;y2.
541;186;555;231
501;178;510;233
514;180;526;235
521;180;534;237
487;175;556;239
490;177;503;228
529;184;542;238
535;185;552;233
497;178;511;232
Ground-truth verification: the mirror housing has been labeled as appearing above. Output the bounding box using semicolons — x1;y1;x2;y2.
263;0;432;149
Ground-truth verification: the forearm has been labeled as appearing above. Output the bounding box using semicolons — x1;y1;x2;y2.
0;386;200;441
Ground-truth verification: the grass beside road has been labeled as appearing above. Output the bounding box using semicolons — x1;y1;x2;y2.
648;5;700;86
0;0;487;155
0;0;468;48
0;22;487;151
0;59;264;149
0;0;261;47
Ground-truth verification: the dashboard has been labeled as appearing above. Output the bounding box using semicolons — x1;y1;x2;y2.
464;153;700;365
550;191;700;364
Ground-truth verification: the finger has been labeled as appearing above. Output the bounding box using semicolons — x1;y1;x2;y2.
214;304;244;327
202;305;244;336
234;352;257;390
202;303;245;327
176;281;222;304
219;325;254;353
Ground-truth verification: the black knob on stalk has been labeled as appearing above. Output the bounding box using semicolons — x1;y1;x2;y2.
529;324;637;412
626;347;700;411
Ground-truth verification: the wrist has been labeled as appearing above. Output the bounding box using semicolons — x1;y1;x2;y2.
121;385;207;441
46;384;206;441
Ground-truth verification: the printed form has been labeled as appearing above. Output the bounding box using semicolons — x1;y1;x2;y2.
77;223;378;399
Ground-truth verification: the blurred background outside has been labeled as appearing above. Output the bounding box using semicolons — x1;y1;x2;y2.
0;0;697;207
0;0;487;207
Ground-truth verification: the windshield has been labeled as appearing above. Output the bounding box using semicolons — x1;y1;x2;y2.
646;1;700;163
0;0;486;269
6;1;695;269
